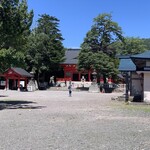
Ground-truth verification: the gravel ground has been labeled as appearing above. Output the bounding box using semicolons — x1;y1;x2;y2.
0;90;150;150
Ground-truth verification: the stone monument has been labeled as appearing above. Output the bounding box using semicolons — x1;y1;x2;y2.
89;70;100;93
27;72;38;91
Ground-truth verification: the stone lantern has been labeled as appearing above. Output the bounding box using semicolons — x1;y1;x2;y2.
92;69;97;83
89;69;99;93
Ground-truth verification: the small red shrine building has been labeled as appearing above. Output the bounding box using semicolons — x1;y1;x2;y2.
0;67;32;90
59;49;92;82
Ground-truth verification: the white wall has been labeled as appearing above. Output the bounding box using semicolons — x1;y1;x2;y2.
144;73;150;102
144;73;150;91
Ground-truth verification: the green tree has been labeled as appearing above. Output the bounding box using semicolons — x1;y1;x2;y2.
141;38;150;50
0;0;33;72
25;14;65;84
78;49;118;79
78;13;124;80
120;37;147;55
82;13;124;57
0;48;25;73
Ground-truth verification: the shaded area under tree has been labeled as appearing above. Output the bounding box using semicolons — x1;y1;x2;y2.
0;100;46;110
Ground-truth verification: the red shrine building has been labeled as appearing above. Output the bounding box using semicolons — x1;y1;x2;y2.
0;67;32;90
59;49;92;82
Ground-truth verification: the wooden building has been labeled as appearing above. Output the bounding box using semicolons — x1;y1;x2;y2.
131;51;150;102
0;67;32;90
119;50;150;102
59;49;92;82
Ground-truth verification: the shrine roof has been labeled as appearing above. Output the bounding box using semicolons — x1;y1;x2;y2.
11;68;32;77
131;50;150;59
4;67;33;77
62;49;80;64
118;56;136;72
130;50;150;68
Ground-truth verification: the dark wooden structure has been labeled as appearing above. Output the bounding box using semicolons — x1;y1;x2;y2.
118;51;150;102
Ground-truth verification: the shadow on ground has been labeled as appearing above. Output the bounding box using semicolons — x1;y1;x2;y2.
0;100;46;110
0;95;8;97
76;87;89;91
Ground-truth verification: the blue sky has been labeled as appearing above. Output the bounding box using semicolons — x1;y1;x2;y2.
28;0;150;48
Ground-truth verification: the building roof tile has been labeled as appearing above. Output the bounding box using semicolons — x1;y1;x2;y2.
131;50;150;59
118;58;136;71
62;49;80;64
11;67;33;77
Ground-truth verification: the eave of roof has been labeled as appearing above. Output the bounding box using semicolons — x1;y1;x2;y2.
130;50;150;68
11;67;32;77
131;50;150;59
61;49;80;64
118;58;136;72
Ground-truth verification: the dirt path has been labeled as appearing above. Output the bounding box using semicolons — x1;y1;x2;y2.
0;90;150;150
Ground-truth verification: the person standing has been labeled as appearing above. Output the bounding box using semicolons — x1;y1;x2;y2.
68;84;72;97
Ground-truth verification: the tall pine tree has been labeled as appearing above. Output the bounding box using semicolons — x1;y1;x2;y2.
78;13;124;80
26;14;65;84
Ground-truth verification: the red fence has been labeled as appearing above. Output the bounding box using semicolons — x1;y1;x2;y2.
56;78;71;81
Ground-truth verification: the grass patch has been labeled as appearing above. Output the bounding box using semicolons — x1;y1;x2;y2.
122;104;150;112
111;101;150;112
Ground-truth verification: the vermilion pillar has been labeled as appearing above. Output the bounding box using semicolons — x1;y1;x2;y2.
78;72;81;81
25;78;27;90
88;71;91;81
100;76;104;84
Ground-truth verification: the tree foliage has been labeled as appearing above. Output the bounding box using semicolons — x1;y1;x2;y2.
0;0;33;49
78;49;118;77
118;37;147;55
78;13;124;78
82;13;124;57
0;0;33;72
25;14;65;82
0;48;25;73
142;38;150;50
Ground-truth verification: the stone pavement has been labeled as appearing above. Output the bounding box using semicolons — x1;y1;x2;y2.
0;90;150;150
